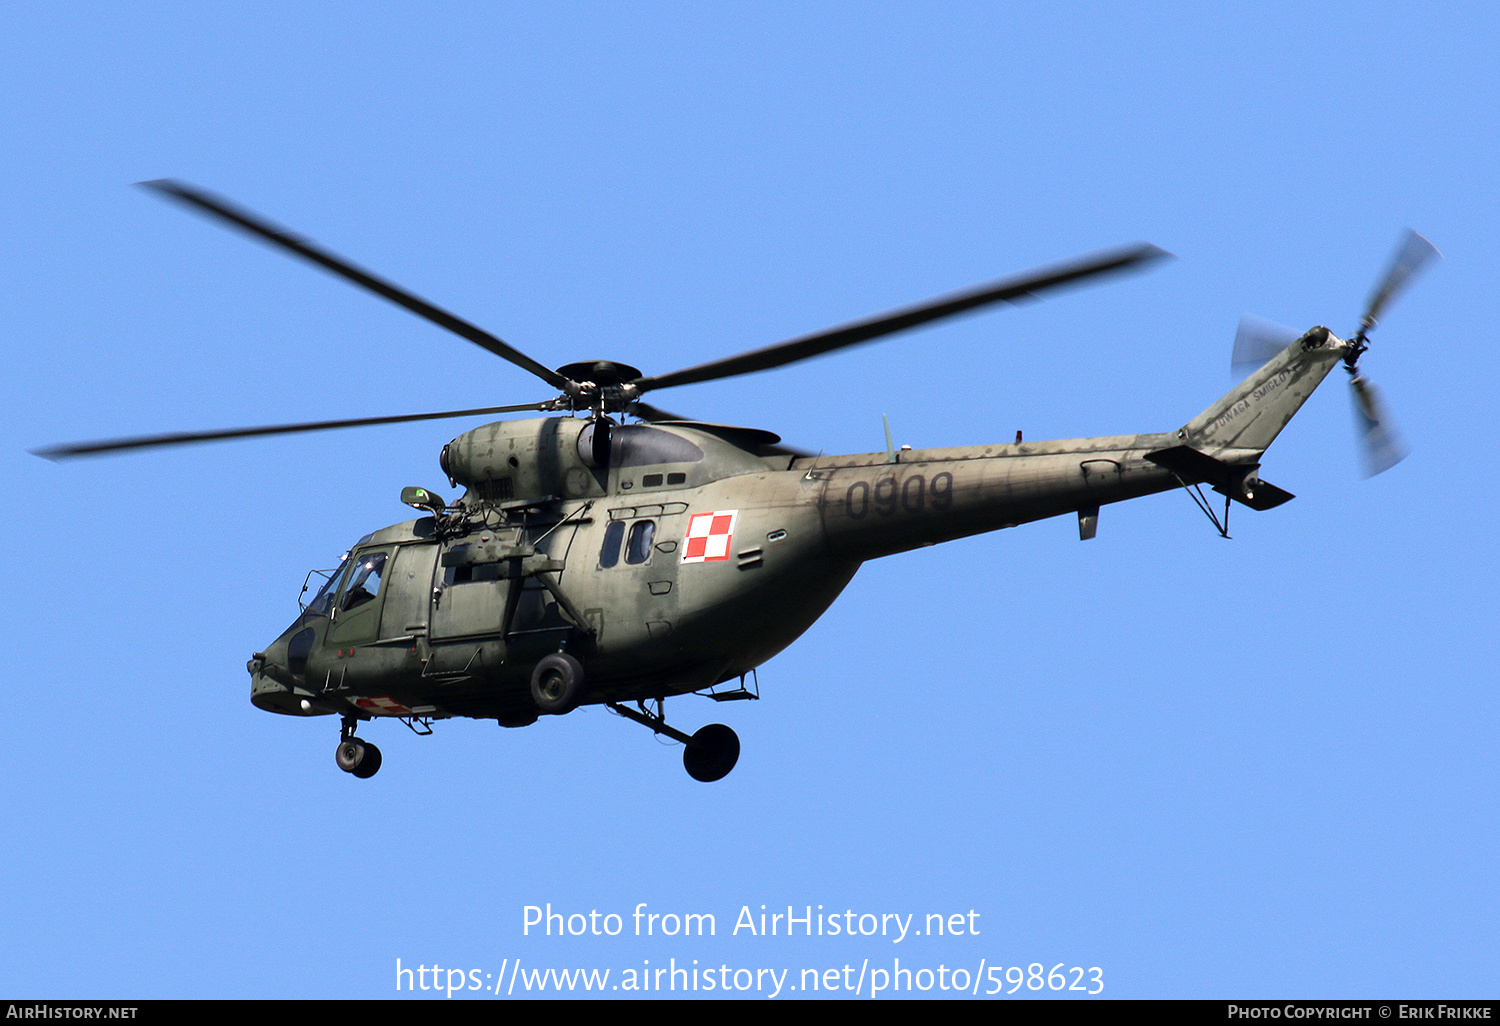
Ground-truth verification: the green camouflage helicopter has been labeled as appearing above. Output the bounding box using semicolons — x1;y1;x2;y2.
38;182;1437;782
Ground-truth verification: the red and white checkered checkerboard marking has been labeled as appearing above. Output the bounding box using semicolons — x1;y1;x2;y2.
681;509;738;563
353;696;413;716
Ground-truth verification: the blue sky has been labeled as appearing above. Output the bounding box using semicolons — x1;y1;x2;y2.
2;2;1496;999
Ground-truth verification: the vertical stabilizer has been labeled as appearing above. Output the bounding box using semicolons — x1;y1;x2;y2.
1181;327;1346;455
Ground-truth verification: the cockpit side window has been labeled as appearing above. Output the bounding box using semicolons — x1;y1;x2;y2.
341;550;388;611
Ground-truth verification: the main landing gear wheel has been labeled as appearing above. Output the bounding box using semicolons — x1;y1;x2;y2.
335;737;382;779
530;652;585;715
683;723;740;783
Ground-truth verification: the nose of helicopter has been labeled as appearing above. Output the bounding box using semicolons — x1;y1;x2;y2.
247;620;325;716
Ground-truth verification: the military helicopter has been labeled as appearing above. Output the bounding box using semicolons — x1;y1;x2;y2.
37;181;1438;782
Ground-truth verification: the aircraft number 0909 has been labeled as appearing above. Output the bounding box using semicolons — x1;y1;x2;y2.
844;471;955;519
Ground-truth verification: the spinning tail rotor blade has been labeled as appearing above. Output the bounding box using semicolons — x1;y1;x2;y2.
1231;314;1299;376
1349;375;1408;478
1361;229;1441;335
1339;229;1438;477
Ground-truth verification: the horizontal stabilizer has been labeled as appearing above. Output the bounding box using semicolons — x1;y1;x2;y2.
1231;480;1294;511
1145;445;1294;511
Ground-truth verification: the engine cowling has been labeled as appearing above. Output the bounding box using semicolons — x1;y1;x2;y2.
440;417;601;504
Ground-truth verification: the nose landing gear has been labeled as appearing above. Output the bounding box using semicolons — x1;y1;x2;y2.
335;715;382;779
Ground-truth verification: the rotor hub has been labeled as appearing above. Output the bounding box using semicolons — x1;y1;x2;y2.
555;361;642;388
554;361;644;414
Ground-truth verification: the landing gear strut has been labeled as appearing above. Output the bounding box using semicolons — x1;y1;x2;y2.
608;700;740;782
335;714;382;779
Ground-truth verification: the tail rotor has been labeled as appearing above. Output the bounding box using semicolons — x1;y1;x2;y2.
1358;229;1442;343
1343;229;1439;477
1233;230;1438;478
1348;372;1408;478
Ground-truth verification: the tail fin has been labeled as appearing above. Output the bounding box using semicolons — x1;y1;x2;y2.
1181;327;1346;455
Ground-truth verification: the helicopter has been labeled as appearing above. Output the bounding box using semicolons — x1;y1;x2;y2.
36;181;1439;782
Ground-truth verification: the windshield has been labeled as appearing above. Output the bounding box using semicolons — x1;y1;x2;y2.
305;552;352;615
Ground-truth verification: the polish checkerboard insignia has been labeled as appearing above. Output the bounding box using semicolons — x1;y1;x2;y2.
354;696;413;716
682;509;739;563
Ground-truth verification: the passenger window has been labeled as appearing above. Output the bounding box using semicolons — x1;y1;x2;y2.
625;520;656;565
599;520;625;568
342;551;387;610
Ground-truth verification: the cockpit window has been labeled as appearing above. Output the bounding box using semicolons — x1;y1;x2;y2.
306;553;352;616
341;550;388;611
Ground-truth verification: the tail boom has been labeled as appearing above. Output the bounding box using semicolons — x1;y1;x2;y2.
805;329;1346;560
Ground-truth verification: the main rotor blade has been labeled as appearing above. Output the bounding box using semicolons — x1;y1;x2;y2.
631;242;1170;393
630;400;694;423
1362;229;1440;333
631;401;814;457
139;180;569;391
33;402;555;460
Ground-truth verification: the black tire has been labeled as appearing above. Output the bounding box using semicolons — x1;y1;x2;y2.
351;741;382;779
530;652;585;715
683;723;740;782
335;737;366;774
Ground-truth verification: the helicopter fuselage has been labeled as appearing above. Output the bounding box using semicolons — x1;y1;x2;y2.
39;180;1426;780
248;327;1346;730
